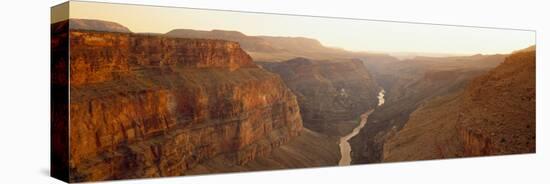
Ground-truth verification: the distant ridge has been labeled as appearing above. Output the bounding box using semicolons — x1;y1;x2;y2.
166;28;397;62
64;19;398;62
69;19;132;33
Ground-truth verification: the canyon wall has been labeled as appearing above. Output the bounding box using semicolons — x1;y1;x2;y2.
259;58;379;136
382;50;535;161
65;26;304;181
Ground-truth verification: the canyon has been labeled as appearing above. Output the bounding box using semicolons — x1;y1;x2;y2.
52;18;536;182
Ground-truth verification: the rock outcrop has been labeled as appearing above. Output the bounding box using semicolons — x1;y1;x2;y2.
382;50;535;161
64;24;303;181
259;58;379;136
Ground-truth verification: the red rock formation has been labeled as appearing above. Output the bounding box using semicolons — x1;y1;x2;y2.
69;31;255;85
64;29;303;182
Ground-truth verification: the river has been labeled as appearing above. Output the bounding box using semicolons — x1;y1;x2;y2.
338;89;385;166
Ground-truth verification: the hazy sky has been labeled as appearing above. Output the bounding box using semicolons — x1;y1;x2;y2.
64;1;535;55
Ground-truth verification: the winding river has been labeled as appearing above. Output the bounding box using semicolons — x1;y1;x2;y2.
338;89;385;166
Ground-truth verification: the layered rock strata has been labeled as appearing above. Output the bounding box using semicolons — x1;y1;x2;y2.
65;27;303;181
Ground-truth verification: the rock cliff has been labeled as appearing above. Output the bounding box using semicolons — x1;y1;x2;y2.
259;58;379;136
382;50;535;161
64;25;303;181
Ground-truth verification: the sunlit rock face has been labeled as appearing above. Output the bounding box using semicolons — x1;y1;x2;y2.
63;25;303;182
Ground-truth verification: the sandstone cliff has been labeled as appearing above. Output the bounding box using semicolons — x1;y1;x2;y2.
62;22;305;181
259;58;380;136
382;50;535;161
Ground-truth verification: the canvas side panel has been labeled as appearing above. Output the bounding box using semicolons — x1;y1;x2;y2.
51;2;70;182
